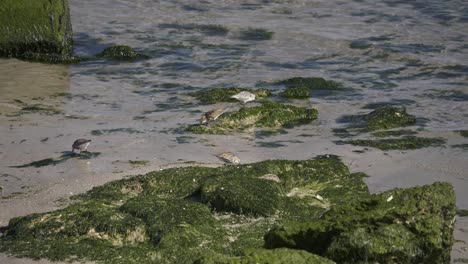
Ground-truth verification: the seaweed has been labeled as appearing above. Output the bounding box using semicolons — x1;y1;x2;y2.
265;182;456;264
96;45;150;60
238;28;274;41
337;136;445;150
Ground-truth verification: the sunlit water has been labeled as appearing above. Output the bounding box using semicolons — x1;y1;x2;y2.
0;0;467;261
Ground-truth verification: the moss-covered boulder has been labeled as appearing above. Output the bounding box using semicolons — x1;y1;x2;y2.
0;0;73;61
0;156;370;263
97;45;149;60
187;101;318;134
264;182;456;264
338;136;446;150
196;248;335;264
364;106;416;131
189;88;271;105
201;176;283;216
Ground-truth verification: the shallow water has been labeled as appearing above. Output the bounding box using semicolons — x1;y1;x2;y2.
1;0;468;262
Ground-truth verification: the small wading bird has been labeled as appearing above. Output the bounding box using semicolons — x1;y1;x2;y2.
230;91;255;104
72;139;92;154
200;108;227;125
215;152;240;164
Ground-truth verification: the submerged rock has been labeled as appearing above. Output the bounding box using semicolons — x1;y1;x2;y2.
338;136;446;150
189;87;271;105
97;45;149;60
364;106;416;131
276;77;348;99
265;182;456;264
186;101;318;134
0;0;74;63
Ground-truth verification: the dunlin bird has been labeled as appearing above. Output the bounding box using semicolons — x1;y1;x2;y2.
72;139;92;153
230;91;255;104
200;108;227;124
215;152;240;164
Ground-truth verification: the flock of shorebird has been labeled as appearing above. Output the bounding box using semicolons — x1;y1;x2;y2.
72;91;257;165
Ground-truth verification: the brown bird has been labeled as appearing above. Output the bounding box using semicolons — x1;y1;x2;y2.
72;139;92;153
200;108;227;125
215;152;240;164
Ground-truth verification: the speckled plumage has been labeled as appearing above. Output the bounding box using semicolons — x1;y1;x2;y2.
200;108;227;124
215;152;240;164
72;139;91;153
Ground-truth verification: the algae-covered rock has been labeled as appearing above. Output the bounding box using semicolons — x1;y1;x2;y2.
458;130;468;138
0;0;73;61
276;77;346;99
238;28;274;41
201;176;283;216
277;77;340;90
280;86;311;99
364;106;416;131
187;102;318;134
196;248;335;264
97;45;149;60
189;87;271;105
0;156;369;263
338;136;445;150
265;182;456;264
336;106;417;136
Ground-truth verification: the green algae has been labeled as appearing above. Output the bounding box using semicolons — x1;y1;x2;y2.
1;156;370;263
196;248;335;264
17;52;84;64
91;128;143;136
128;160;149;165
265;182;456;264
20;104;62;115
371;129;418;137
186;102;318;134
338;106;417;134
349;40;372;49
97;45;149;60
10;152;101;168
364;106;416;131
458;130;468;137
280;86;311;99
276;77;341;91
201;176;283;216
238;28;274;41
338;136;446;150
0;0;73;60
452;144;468;150
188;87;271;105
456;209;468;217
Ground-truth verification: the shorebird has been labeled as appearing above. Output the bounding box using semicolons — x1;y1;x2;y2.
72;139;92;153
230;91;255;104
215;152;240;164
200;108;227;125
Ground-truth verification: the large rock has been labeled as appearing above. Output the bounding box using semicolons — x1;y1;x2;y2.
0;0;73;59
265;182;456;264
